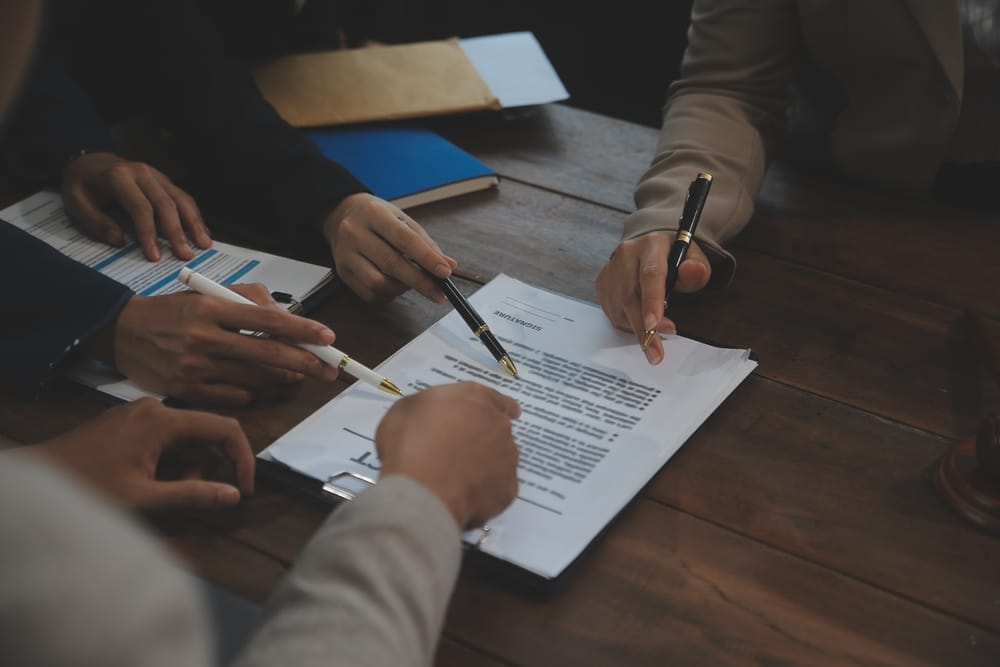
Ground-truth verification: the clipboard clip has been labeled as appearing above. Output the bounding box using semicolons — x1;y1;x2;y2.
321;471;492;549
323;471;377;501
270;291;303;314
465;524;491;550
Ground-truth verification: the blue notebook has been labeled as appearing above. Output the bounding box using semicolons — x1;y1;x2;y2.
308;125;499;209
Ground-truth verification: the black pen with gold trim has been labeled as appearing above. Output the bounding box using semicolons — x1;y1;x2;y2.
393;213;517;376
436;276;518;377
641;171;713;349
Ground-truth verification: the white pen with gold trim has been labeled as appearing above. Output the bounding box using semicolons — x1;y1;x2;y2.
178;268;403;397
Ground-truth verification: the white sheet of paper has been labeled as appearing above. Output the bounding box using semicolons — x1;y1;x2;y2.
1;191;332;299
1;191;334;400
263;275;756;580
459;32;569;108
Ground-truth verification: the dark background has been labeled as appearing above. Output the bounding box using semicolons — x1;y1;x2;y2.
400;1;695;128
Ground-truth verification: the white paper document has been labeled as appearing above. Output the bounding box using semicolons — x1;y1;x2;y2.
262;275;757;580
1;191;334;401
1;191;332;299
459;32;570;108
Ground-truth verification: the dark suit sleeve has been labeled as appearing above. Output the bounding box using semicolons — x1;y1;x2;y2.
0;220;132;396
132;0;368;238
1;52;115;187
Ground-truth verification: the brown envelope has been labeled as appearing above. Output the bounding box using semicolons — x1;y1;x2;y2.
253;39;501;127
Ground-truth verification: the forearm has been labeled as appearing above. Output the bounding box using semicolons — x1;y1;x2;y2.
0;456;214;667
132;0;367;236
623;92;773;284
0;223;132;396
2;55;115;186
237;475;462;667
624;0;799;285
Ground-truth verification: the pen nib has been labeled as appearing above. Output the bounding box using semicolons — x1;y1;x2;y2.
640;329;657;349
379;379;404;397
499;355;519;377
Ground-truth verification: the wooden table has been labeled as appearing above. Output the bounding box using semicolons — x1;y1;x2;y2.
3;104;999;665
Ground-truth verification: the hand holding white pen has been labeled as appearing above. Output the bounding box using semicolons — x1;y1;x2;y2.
178;268;403;397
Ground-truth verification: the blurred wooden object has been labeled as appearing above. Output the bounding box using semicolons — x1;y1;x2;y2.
933;312;1000;533
934;413;1000;534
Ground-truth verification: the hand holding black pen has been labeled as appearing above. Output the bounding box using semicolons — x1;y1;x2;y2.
665;172;712;309
434;275;519;377
393;214;518;376
640;172;713;349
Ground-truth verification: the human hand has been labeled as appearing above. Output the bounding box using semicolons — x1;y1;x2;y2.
322;192;457;304
32;397;254;510
595;231;711;365
103;284;340;405
375;383;521;529
62;152;212;262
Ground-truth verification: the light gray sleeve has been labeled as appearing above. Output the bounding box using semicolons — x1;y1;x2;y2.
236;474;463;667
623;0;801;286
0;454;214;667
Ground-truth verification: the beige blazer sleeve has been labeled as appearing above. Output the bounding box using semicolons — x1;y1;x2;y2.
0;455;460;667
236;474;462;667
623;0;801;285
0;456;214;667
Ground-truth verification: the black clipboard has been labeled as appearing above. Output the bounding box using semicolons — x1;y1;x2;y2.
255;454;648;596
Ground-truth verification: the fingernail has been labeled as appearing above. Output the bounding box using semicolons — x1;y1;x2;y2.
324;366;340;381
663;323;677;335
644;345;663;365
318;327;335;344
434;263;451;278
644;313;658;331
447;256;458;268
217;486;240;505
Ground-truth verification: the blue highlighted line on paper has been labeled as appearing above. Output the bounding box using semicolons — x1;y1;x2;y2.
221;260;259;285
139;250;219;296
92;243;140;272
138;251;260;296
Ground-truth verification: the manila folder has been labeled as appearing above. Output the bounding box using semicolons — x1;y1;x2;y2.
253;39;501;127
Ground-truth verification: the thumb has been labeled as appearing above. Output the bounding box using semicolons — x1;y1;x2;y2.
140;479;242;510
676;240;712;293
65;189;125;246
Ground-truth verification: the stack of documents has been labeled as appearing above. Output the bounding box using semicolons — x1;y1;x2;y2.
254;32;569;127
262;275;757;581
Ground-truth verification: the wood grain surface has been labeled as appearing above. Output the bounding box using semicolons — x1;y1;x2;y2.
2;104;998;665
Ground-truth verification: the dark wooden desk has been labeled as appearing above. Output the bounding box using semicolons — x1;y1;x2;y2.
3;105;999;665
